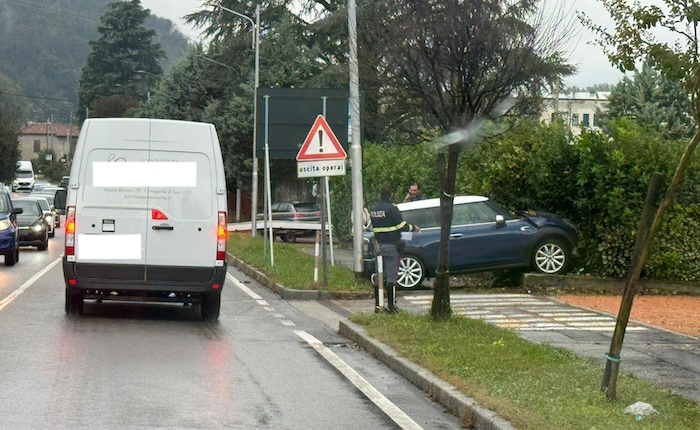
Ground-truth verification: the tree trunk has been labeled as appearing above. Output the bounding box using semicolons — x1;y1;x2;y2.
601;127;700;400
430;145;461;320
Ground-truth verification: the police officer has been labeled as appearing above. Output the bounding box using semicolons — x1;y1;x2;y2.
370;186;420;313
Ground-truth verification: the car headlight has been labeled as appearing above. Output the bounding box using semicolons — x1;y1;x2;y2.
32;222;44;232
44;215;53;224
0;219;11;230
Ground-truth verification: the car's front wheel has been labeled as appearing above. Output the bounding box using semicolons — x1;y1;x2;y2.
4;248;18;266
398;255;426;289
532;238;569;274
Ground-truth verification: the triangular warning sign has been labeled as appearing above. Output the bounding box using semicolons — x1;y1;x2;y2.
297;115;347;161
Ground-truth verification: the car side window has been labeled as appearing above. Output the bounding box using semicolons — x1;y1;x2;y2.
271;203;281;212
403;207;440;229
452;202;498;225
470;202;498;223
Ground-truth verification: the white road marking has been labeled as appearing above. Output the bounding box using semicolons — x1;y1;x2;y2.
227;274;263;299
295;330;424;430
227;271;423;429
0;257;62;312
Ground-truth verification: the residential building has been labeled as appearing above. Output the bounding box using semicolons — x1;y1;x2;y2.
18;122;80;161
540;91;610;136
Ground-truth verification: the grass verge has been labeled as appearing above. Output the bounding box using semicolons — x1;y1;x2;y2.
228;232;370;293
351;312;700;430
228;232;699;429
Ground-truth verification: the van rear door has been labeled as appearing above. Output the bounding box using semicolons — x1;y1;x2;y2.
144;121;221;271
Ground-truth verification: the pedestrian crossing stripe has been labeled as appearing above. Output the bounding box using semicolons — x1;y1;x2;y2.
402;293;647;332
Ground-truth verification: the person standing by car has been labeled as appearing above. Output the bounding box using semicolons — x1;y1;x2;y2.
370;186;420;313
403;182;426;202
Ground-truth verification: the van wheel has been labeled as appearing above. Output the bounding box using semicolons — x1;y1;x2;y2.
284;231;297;243
201;293;221;320
65;289;84;315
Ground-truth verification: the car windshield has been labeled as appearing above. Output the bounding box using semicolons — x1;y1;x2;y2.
17;171;33;178
32;198;50;211
14;200;39;216
293;203;318;212
31;194;55;206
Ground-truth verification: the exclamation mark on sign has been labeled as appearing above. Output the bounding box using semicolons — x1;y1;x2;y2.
318;130;323;152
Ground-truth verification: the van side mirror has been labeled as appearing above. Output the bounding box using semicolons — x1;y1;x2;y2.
54;189;67;214
13;207;23;215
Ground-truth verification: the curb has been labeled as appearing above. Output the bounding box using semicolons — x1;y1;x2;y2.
524;273;700;296
228;252;514;429
227;254;373;301
339;319;516;430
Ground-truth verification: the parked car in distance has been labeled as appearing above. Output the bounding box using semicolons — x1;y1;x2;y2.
25;196;54;238
364;196;579;289
28;191;60;227
256;201;321;242
59;176;70;188
0;190;22;265
12;198;49;251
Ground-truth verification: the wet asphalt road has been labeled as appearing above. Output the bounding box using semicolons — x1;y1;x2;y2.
0;227;465;429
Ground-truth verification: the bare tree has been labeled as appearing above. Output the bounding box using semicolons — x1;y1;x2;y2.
375;0;574;319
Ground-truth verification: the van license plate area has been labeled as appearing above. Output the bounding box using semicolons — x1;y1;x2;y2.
102;219;115;232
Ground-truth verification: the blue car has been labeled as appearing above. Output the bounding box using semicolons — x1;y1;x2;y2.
0;189;22;266
365;196;579;289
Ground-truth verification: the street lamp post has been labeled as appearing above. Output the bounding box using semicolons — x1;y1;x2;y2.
212;3;261;236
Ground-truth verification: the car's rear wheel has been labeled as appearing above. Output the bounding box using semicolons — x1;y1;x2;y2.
398;255;426;289
201;293;221;320
532;238;569;274
283;231;297;243
65;289;84;315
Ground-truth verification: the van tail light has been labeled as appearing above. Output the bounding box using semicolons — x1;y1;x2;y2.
65;206;76;257
152;209;168;220
216;211;227;263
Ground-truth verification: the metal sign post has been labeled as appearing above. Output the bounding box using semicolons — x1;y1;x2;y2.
297;115;347;288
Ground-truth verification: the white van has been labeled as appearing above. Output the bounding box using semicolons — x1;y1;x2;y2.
13;160;35;191
62;118;228;319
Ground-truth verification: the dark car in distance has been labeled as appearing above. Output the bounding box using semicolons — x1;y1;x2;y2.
257;202;321;242
12;198;49;251
0;190;22;265
365;196;579;289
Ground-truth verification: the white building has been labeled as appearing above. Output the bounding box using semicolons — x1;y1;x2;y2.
540;91;610;135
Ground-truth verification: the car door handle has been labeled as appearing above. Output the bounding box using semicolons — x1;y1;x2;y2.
152;225;174;231
449;233;462;239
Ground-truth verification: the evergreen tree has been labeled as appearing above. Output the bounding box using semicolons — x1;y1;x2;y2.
603;63;693;141
77;0;165;121
0;73;22;184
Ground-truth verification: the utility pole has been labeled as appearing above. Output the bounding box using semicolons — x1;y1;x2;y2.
348;0;364;279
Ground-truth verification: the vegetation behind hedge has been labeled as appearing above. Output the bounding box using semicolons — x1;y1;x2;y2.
330;118;700;282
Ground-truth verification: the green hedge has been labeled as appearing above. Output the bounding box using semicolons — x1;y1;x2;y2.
331;118;700;281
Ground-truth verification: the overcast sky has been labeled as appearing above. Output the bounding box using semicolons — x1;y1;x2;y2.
140;0;626;88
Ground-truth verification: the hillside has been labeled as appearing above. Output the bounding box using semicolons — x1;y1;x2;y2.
0;0;189;123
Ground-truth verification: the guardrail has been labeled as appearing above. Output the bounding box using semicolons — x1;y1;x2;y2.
227;220;330;232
